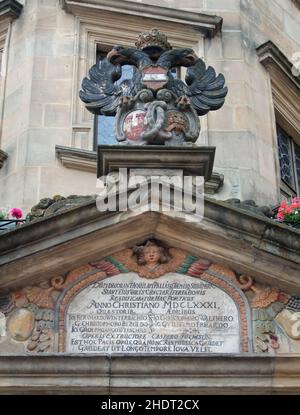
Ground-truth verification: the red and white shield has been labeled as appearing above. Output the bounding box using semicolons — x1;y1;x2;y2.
123;110;146;141
142;65;168;90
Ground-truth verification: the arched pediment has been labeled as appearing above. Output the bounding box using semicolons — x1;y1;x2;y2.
1;239;300;357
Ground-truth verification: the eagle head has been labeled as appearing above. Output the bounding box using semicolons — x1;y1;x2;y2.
107;46;128;65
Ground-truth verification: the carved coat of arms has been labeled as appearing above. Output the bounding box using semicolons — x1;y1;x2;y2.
80;29;228;145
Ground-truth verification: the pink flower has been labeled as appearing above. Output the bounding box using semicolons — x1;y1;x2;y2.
9;208;23;220
278;201;287;212
277;212;285;221
291;197;300;208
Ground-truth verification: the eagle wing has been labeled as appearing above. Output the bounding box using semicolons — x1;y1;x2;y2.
80;58;125;116
185;59;228;116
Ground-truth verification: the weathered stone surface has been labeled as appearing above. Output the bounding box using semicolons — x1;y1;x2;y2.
66;273;240;355
1;0;299;210
7;308;35;341
0;355;300;394
27;194;97;221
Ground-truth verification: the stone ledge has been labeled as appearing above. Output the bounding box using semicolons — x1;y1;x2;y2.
97;145;215;181
0;354;299;394
0;149;8;169
0;199;300;293
61;0;223;37
0;0;23;22
55;145;222;194
204;172;224;194
56;145;96;173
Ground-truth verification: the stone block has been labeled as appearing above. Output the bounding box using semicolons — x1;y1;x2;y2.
44;104;71;127
4;87;23;116
36;12;58;29
208;105;235;131
205;36;223;60
210;60;250;83
16;132;28;168
222;32;243;59
29;103;44;127
31;80;72;104
221;12;241;30
39;0;58;7
54;42;75;58
57;11;76;35
0;167;40;213
225;82;247;105
249;172;279;206
39;166;97;200
34;30;56;57
2;106;30;143
257;139;278;185
234;106;251;130
32;58;47;80
46;57;73;80
205;0;240;11
208;131;258;171
25;128;71;166
0;173;20;210
284;12;300;45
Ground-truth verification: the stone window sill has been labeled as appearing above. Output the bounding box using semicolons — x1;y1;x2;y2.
56;145;96;173
0;149;8;169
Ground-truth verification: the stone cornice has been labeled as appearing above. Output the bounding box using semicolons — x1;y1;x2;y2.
0;149;7;169
0;354;299;394
257;40;300;91
257;40;300;139
0;0;23;22
56;146;224;194
0;195;299;293
61;0;223;37
56;145;96;173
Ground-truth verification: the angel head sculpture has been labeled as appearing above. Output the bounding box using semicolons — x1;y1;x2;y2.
133;240;170;269
80;29;228;145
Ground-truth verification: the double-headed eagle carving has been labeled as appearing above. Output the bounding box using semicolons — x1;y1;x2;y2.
80;29;228;145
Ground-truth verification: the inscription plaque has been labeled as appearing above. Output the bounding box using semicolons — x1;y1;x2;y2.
66;273;240;354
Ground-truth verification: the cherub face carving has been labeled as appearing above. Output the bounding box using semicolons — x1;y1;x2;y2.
142;245;161;266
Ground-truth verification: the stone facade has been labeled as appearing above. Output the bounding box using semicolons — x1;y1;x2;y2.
0;192;300;393
0;0;299;213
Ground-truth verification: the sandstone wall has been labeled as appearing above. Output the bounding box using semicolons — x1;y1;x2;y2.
0;0;299;213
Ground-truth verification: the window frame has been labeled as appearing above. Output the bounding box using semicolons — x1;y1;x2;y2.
94;45;136;150
257;41;300;202
277;123;300;199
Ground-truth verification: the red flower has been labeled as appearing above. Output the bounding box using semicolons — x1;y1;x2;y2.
291;197;300;208
9;208;23;220
277;212;285;221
